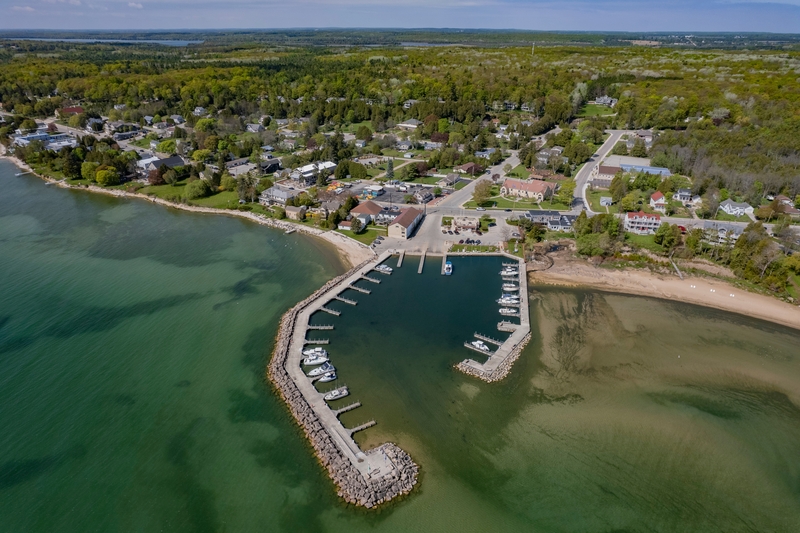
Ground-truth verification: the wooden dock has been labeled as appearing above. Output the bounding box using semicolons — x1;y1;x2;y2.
349;284;371;294
333;402;361;416
463;342;496;357
498;321;520;332
348;420;376;435
474;333;504;346
308;324;334;330
441;253;448;275
418;249;426;274
397;250;405;268
334;295;357;305
319;307;341;316
361;276;381;284
304;338;330;345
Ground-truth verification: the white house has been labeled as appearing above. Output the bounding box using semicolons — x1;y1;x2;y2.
673;188;692;203
719;199;752;217
650;191;667;213
624;211;661;235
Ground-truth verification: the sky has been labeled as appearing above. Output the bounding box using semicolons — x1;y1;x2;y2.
1;0;799;33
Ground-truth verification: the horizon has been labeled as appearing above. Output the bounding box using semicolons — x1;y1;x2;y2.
2;0;800;34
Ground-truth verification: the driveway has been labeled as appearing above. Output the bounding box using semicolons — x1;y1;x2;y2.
573;130;629;214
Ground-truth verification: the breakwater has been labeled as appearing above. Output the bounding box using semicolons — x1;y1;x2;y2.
267;257;418;508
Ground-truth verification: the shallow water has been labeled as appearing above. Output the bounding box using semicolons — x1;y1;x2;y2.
2;160;800;532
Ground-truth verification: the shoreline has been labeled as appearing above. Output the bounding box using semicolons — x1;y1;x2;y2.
531;254;800;331
0;150;373;270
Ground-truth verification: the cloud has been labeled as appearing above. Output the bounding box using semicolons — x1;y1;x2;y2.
128;1;143;7
11;5;35;10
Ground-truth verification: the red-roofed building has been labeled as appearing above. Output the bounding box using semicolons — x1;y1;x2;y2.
56;106;84;118
388;208;423;240
624;211;661;235
650;191;667;213
349;200;383;224
500;178;556;203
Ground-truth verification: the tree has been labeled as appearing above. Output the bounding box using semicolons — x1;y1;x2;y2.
185;179;210;200
95;168;119;186
611;142;628;156
403;194;415;204
192;149;211;162
221;174;237;191
654;223;680;251
433;186;442;196
81;161;99;181
156;140;176;154
148;169;165;185
355;125;373;142
163;169;178;186
609;173;628;203
556;180;576;207
19;119;38;133
503;163;512;174
386;159;394;180
62;156;82;180
629;139;648;158
472;180;493;206
350;217;363;234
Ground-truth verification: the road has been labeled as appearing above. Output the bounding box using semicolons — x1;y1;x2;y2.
573;130;628;214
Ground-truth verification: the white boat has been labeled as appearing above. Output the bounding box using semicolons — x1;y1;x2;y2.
307;362;335;377
302;347;328;357
502;283;519;291
499;308;518;315
470;340;490;352
323;387;349;401
498;298;520;305
285;228;296;235
302;353;329;366
444;261;453;276
318;372;337;383
375;264;393;273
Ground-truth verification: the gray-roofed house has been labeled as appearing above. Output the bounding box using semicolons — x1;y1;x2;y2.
259;186;296;206
145;155;185;173
547;215;577;232
673;188;692;203
719;199;752;217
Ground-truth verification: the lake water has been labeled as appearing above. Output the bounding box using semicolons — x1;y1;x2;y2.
4;38;202;47
2;159;800;532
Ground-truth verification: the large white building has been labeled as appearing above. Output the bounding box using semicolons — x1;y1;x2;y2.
624;211;661;235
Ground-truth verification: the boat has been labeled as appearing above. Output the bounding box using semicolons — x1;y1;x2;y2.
444;261;453;276
302;352;329;366
302;347;328;357
323;387;349;402
502;283;519;291
285;228;296;235
499;308;518;316
318;372;337;383
498;297;520;305
501;293;519;299
470;340;490;352
375;264;393;273
307;362;335;377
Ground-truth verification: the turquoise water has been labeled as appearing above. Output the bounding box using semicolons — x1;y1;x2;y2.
2;159;800;532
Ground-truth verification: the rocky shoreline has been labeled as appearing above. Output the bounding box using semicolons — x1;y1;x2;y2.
455;332;532;383
266;262;419;508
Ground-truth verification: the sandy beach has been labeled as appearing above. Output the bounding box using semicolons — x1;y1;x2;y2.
531;253;800;331
0;148;374;269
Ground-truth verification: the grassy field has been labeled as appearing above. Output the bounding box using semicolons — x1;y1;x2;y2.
442;216;453;226
587;189;612;213
454;180;469;190
191;191;241;209
335;225;387;245
715;211;752;223
450;244;499;253
578;103;615;117
625;233;664;253
506;164;529;178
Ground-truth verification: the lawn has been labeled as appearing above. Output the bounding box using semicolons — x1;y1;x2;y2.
587;189;612;212
454;180;469;190
450;244;499;253
715;211;752;223
335;225;387;245
506;164;529;178
464;195;571;210
625;233;665;254
191;191;241;209
408;176;441;185
479;217;496;231
139;181;188;201
577;103;615;117
442;216;453;226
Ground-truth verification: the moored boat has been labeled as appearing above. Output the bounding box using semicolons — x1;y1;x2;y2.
302;346;328;357
502;283;519;291
323;387;349;401
470;340;490;352
307;362;335;377
302;353;329;366
444;261;453;275
499;308;518;315
318;372;337;383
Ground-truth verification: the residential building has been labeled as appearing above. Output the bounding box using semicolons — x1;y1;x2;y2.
413;189;433;204
500;179;556;203
387;207;423;240
437;173;459;188
673;188;692;203
624;211;661;235
193;106;207;116
144;155;185;173
600;197;613;207
398;119;422;130
349;200;383;224
56;106;84;118
595;95;618;107
12;132;77;152
702;221;743;245
475;148;496;159
285;206;307;221
620;163;670;177
548;215;577;232
454;162;483;175
397;140;413;151
170;115;185;124
650;191;667;213
523;210;561;225
113;104;127;111
403;99;419;109
259;186;296;206
355;139;366;148
246;123;264;133
719;199;752;217
423;141;442;151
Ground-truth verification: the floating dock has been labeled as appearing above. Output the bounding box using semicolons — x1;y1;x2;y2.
308;324;334;330
319;307;341;316
304;338;330;345
334;295;358;305
474;333;504;346
348;420;376;435
397;250;405;268
349;284;371;294
418;249;426;274
361;276;381;284
333;401;361;416
441;253;448;275
497;321;519;332
464;342;496;357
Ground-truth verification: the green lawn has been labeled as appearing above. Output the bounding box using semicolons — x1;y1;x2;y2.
587;189;612;213
577;103;615;117
454;180;469;190
139;181;188;201
715;211;751;223
191;190;241;209
464;195;571;210
625;233;665;254
335;225;387;245
408;176;441;185
506;164;529;178
450;244;499;253
442;216;453;226
479;217;496;231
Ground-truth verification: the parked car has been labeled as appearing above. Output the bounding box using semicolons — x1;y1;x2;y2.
459;239;464;244
476;207;486;211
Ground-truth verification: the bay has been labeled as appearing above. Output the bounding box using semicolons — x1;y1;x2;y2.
1;159;799;532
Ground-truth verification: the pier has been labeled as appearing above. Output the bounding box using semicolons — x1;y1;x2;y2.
441;253;448;275
268;250;418;509
333;401;361;416
349;284;371;294
361;276;381;284
397;250;405;268
474;333;504;346
304;338;330;345
348;420;376;435
319;306;341;316
334;295;358;305
418;249;426;274
308;324;334;330
454;254;532;383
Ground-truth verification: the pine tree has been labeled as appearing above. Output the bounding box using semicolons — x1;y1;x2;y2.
386;159;394;180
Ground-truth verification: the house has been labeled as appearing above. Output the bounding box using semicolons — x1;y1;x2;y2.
504;101;517;110
285;205;307;221
500;179;556;203
523;210;561;225
620;163;670;177
673;188;692;203
246;123;264;133
719;199;752;217
403;99;419;109
143;116;154;125
387;208;423;240
145;155;185;173
56;106;84;118
193;106;207;117
702;221;743;244
350;200;383;224
595;96;618;107
397;140;413;151
376;206;403;225
170;115;185;124
650;191;667;213
152;122;170;130
475;148;496;159
398;119;422;130
548;215;577;232
355;139;366;149
455;162;483;175
437;173;459;188
337;220;356;231
258;158;281;174
259;186;296;206
521;103;532;112
282;139;297;150
775;195;794;208
600;197;613;207
113;104;127;111
624;211;661;235
423;141;442;151
413;189;433;204
85;118;104;133
12;132;77;152
591;165;621;189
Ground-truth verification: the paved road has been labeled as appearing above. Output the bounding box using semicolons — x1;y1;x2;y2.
573;130;629;214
